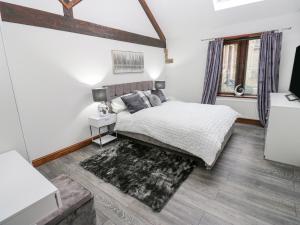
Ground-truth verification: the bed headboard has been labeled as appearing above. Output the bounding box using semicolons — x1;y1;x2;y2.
103;81;153;100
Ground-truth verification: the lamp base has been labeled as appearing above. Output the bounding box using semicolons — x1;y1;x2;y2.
98;103;109;117
98;112;109;117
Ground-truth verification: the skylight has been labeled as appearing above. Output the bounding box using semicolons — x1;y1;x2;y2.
213;0;264;11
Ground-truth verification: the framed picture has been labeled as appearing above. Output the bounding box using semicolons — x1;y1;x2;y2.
112;50;144;74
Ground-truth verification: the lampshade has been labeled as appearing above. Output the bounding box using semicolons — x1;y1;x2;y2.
155;81;166;90
92;88;108;102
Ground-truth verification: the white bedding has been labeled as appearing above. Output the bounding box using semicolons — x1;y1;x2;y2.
114;101;239;166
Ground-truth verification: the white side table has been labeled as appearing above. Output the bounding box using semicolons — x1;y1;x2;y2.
0;151;61;225
88;114;117;147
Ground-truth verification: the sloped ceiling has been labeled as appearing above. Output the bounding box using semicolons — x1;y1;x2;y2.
3;0;300;40
147;0;300;38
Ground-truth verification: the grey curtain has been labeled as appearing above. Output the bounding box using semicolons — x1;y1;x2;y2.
201;38;224;104
258;32;282;127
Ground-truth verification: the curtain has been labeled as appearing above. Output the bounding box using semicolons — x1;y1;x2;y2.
201;38;224;104
258;32;282;127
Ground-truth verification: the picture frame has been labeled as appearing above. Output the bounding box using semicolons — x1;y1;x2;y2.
112;50;144;74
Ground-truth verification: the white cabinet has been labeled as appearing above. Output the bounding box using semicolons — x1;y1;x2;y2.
0;151;61;225
264;93;300;166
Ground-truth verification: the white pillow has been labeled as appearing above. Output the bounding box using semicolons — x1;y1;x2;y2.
111;94;131;113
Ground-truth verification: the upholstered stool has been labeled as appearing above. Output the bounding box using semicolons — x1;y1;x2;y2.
37;174;96;225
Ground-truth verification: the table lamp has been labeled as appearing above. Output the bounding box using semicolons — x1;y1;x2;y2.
155;81;166;90
92;88;109;117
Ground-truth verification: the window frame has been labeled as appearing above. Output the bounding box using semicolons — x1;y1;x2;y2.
218;34;261;99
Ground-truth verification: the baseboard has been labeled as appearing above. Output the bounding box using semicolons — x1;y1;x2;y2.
32;135;100;167
236;118;263;127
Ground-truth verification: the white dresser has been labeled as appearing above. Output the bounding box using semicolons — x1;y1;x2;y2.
0;151;61;225
265;93;300;166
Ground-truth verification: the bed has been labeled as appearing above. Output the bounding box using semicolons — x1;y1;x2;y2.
104;81;239;169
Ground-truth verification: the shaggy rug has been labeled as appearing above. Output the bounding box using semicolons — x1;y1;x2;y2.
80;139;198;212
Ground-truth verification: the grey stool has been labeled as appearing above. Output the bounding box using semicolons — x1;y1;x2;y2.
37;174;96;225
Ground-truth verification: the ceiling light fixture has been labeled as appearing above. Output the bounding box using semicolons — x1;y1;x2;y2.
213;0;264;11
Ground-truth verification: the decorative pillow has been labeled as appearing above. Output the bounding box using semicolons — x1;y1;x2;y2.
134;91;152;108
148;94;162;107
151;89;167;103
161;89;169;101
121;93;148;114
111;94;131;113
143;90;151;98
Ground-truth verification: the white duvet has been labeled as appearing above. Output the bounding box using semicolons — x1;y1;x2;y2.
114;101;239;166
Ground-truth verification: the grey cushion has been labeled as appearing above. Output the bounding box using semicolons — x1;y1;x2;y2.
37;174;96;225
134;91;151;108
151;90;167;103
121;93;148;114
148;94;162;107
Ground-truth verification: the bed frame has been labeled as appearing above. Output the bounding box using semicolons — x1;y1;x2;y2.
103;81;234;170
104;81;154;100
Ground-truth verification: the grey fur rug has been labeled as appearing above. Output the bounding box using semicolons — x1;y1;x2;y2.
80;139;198;212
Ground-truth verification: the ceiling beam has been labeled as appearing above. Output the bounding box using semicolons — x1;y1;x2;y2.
62;0;74;18
138;0;173;63
58;0;82;10
0;2;166;48
138;0;166;42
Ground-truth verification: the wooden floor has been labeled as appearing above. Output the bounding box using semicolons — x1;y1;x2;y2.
38;124;300;225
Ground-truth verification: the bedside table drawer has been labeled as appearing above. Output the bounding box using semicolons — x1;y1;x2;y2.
89;114;117;128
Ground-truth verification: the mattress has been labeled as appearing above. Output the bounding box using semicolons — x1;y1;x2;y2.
114;101;239;166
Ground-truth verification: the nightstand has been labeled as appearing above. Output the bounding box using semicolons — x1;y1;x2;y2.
88;114;117;147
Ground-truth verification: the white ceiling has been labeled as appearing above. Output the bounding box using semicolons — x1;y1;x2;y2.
3;0;300;40
147;0;300;38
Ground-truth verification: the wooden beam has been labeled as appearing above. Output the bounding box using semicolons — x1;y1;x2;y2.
0;2;166;48
62;1;74;18
63;7;73;18
164;48;174;64
138;0;174;63
59;0;82;10
138;0;166;41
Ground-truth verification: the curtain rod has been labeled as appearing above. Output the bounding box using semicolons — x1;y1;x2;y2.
200;26;292;42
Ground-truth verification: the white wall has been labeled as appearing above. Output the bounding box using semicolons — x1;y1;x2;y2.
0;23;28;159
0;1;165;161
165;12;300;119
2;0;298;161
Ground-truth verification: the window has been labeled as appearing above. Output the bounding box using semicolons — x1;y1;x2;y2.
218;36;261;98
213;0;264;11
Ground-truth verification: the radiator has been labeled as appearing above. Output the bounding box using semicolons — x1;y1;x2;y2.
216;97;258;120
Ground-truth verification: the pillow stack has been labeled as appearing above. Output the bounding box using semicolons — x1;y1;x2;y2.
111;90;168;114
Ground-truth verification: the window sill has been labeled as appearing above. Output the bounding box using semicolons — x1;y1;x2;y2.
217;94;257;99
